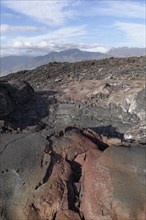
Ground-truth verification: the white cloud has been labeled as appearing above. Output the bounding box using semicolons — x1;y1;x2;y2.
3;0;77;25
2;12;20;18
5;25;87;42
1;24;44;32
0;24;90;56
78;44;110;53
4;0;145;24
1;38;110;57
115;22;146;47
94;1;145;19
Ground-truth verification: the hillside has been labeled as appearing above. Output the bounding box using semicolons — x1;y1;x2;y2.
0;49;110;76
2;56;146;87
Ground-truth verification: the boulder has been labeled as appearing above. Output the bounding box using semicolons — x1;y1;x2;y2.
0;81;34;119
0;83;14;117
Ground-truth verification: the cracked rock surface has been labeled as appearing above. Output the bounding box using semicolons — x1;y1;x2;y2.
0;127;146;220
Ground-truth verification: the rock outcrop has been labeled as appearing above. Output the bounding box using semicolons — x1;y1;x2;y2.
0;81;55;130
0;127;145;220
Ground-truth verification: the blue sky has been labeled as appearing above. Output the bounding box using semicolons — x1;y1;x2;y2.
1;0;145;56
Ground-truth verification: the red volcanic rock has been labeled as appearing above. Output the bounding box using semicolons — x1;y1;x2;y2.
55;210;81;220
27;160;72;220
80;149;113;220
25;127;103;220
51;127;102;160
80;146;146;220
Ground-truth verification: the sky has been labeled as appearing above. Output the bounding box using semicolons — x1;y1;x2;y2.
0;0;146;57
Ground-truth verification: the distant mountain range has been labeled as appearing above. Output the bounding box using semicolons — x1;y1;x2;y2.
107;47;146;57
0;47;145;76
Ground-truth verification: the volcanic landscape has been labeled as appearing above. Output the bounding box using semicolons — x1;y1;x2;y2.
0;56;146;220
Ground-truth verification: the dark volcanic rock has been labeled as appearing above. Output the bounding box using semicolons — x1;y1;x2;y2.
136;88;146;114
0;132;50;220
1;57;145;141
9;81;34;105
2;56;146;88
0;81;56;130
0;81;34;119
0;85;14;117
